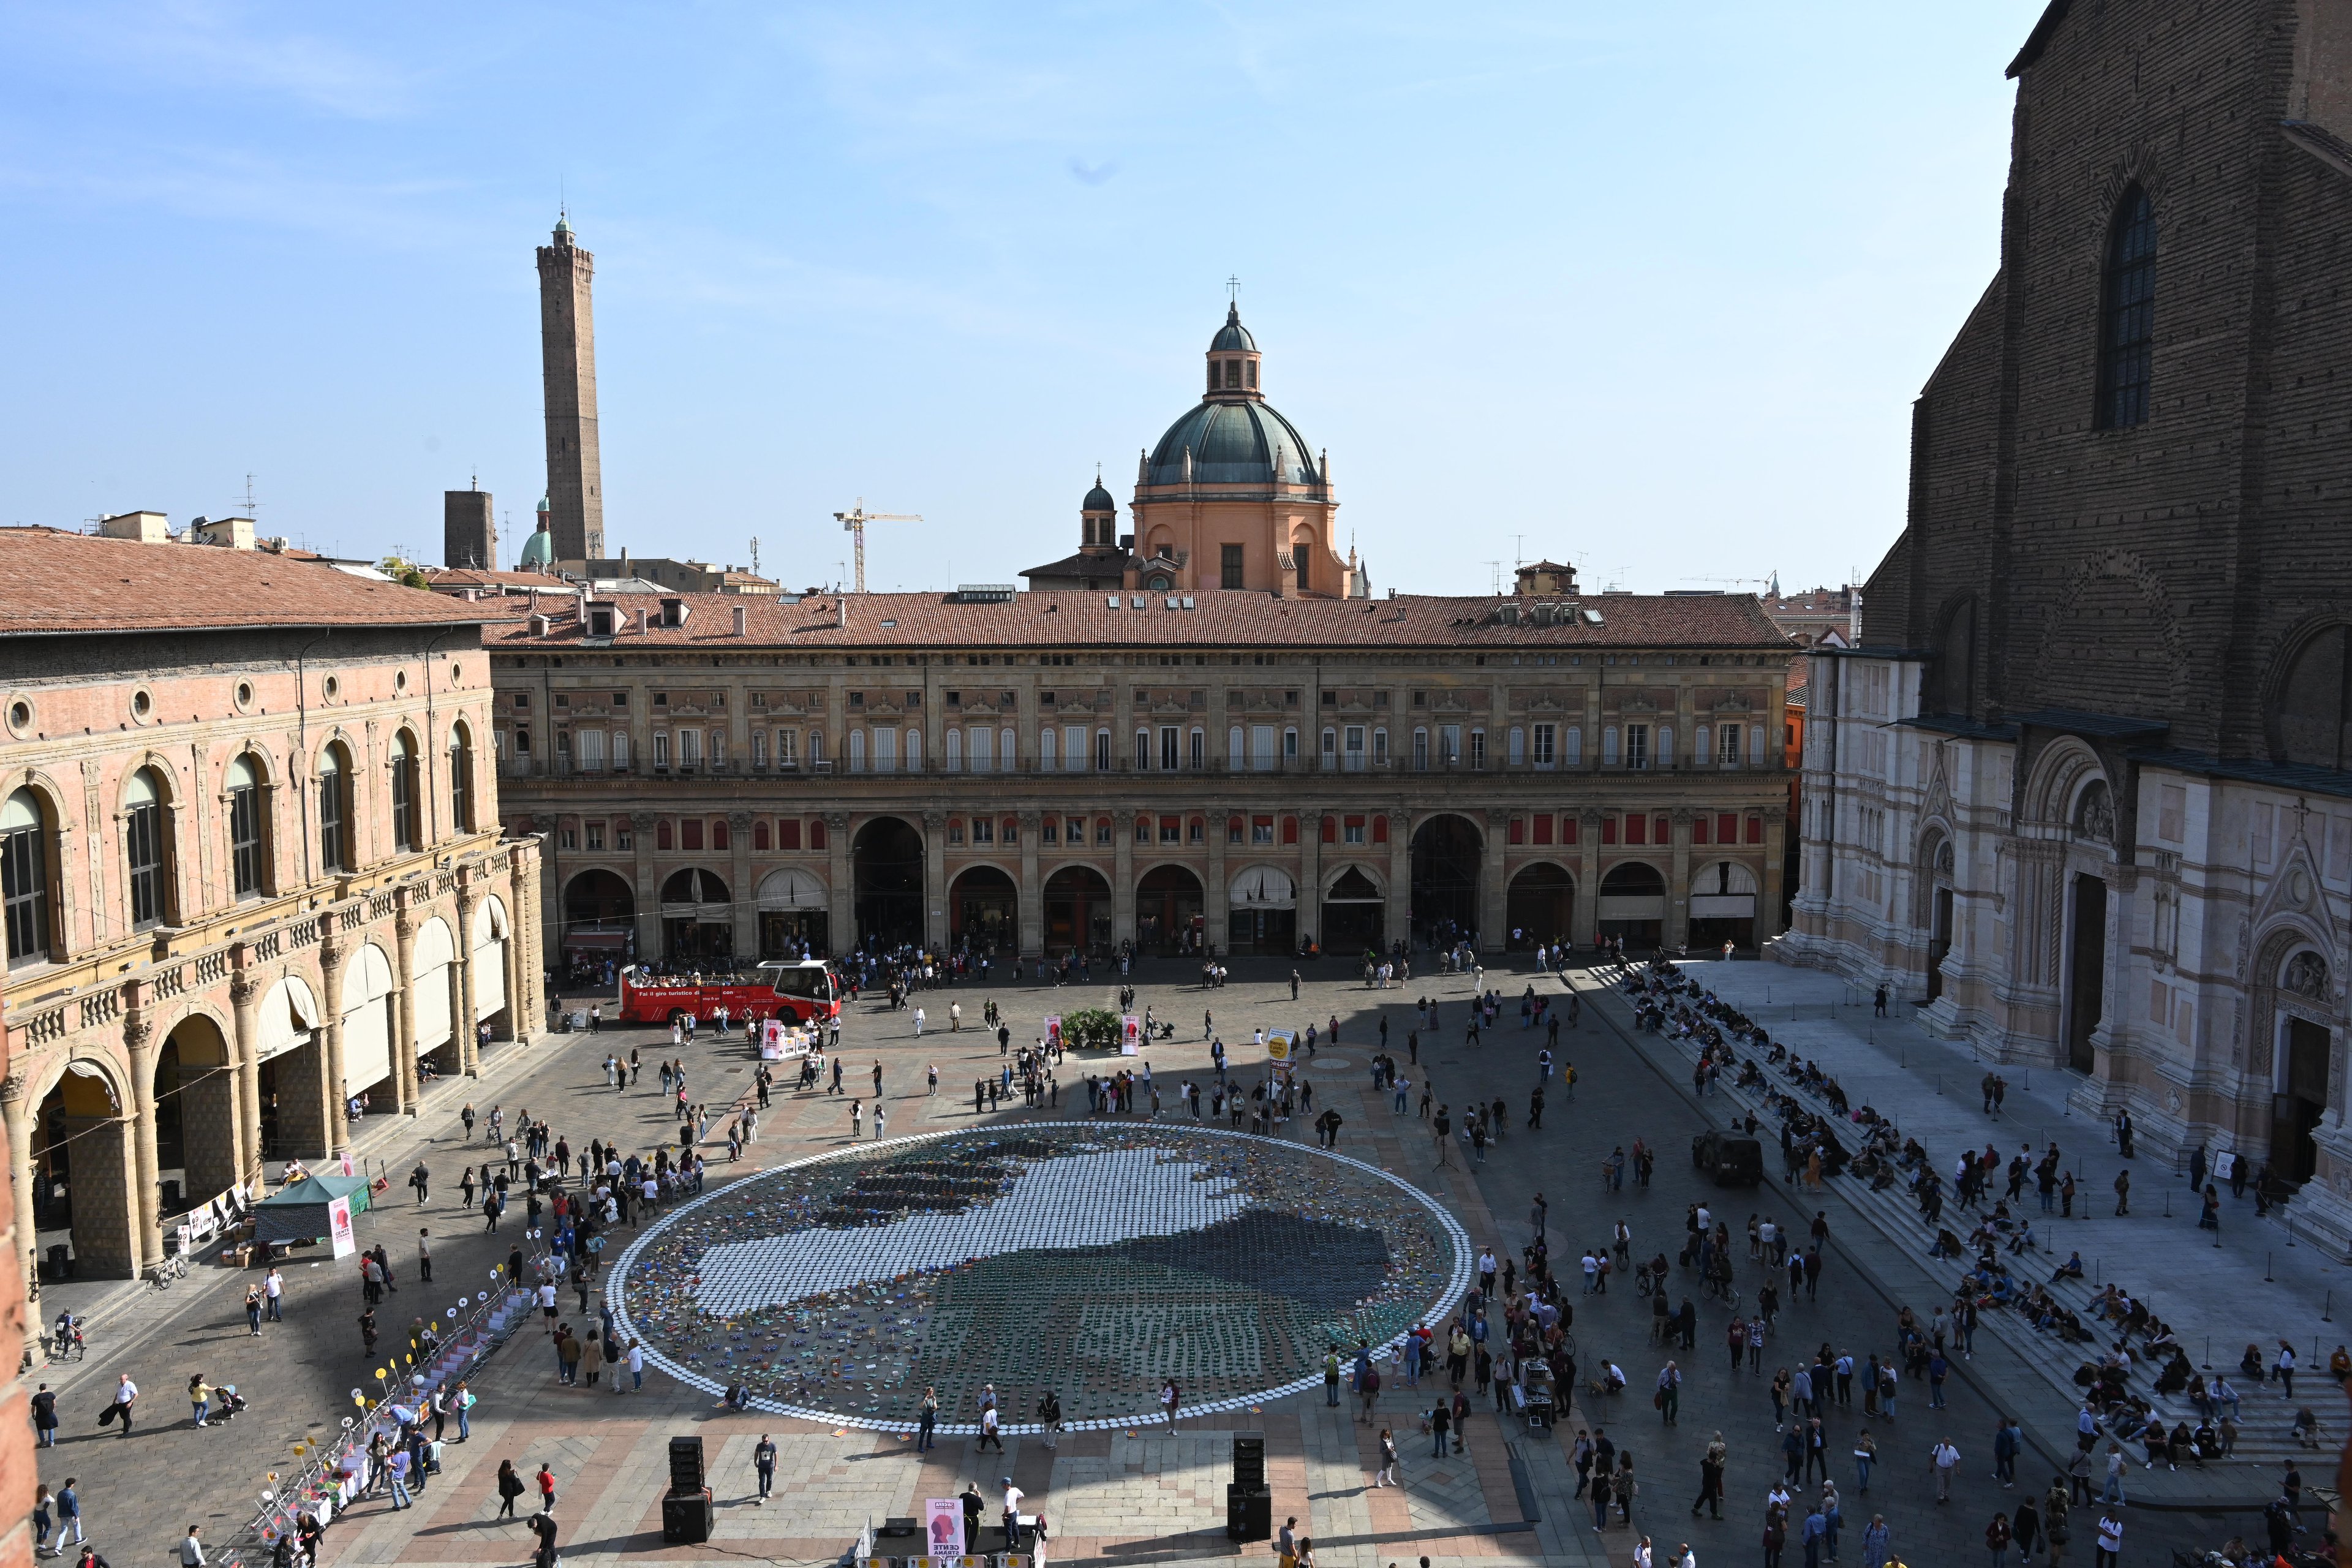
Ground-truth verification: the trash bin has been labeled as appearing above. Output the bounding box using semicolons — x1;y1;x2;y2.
45;1243;71;1282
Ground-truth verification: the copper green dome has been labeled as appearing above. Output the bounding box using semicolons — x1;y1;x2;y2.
1209;302;1257;353
518;519;555;568
1083;480;1117;512
1147;399;1319;488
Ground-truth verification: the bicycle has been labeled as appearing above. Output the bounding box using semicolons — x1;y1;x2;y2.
146;1253;187;1289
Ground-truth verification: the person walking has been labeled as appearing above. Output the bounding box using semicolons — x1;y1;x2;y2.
54;1480;82;1549
1986;1512;2013;1568
1161;1378;1182;1429
537;1462;557;1515
753;1435;777;1503
1691;1433;1725;1519
1430;1400;1452;1457
31;1485;53;1560
917;1387;938;1452
1853;1429;1877;1493
1376;1428;1399;1487
495;1460;525;1519
1932;1439;1962;1503
29;1384;56;1449
108;1373;137;1439
1860;1515;1891;1568
1656;1361;1681;1425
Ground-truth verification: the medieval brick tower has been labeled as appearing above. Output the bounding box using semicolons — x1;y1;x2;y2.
535;214;604;562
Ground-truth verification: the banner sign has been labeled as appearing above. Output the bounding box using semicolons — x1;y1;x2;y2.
1120;1014;1141;1055
1044;1016;1062;1049
925;1498;965;1557
328;1195;356;1259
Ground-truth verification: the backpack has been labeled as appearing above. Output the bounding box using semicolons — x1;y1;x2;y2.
1363;1367;1381;1393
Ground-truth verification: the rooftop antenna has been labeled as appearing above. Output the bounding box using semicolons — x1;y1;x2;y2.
1482;560;1501;596
749;535;760;576
1511;534;1525;567
236;474;260;519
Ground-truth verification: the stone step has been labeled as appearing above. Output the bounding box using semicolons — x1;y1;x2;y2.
1577;965;2315;1470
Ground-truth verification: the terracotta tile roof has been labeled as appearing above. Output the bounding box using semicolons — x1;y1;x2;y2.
420;567;578;591
486;587;1795;653
0;527;497;636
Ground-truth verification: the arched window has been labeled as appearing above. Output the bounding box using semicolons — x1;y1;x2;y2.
390;731;418;852
124;766;170;925
448;723;474;835
227;754;266;898
2272;625;2352;771
2;787;53;964
316;745;351;873
2095;185;2156;429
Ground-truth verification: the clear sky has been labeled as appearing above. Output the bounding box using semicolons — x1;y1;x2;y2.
0;2;2045;595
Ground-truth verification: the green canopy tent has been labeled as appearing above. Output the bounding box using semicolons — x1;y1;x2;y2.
252;1173;374;1245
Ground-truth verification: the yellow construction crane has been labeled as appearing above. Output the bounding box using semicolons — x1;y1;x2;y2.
833;499;922;594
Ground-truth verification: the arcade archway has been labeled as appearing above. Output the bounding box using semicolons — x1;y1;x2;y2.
32;1058;135;1280
949;865;1018;955
564;868;636;981
1044;866;1110;956
1137;865;1205;954
1321;865;1385;955
852;818;925;951
1597;861;1667;951
1506;863;1575;949
1411;813;1482;945
660;867;734;965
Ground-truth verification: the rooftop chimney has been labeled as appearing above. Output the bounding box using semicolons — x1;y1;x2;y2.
732;604;747;636
636;607;650;635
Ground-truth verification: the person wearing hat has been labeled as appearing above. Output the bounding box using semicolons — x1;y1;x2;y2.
1001;1479;1025;1548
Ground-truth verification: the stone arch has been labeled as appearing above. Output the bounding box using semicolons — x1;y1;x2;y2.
29;1049;139;1278
157;1009;239;1203
2033;551;2189;718
947;862;1017;953
2262;617;2352;771
1504;861;1575;949
2020;736;2109;829
755;867;827;910
2250;920;2342;1183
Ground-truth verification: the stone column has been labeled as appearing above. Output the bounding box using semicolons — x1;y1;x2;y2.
1760;811;1788;939
1205;810;1231;955
227;948;262;1187
1668;808;1695;951
123;984;162;1272
453;889;480;1077
826;812;853;956
1016;810;1042;958
1298;810;1324;951
1112;810;1137;946
631;810;662;966
1479;809;1507;953
1385;809;1411;950
729;811;757;960
511;840;546;1038
393;889;419;1116
318;911;351;1159
1575;813;1602;946
2;1074;37;1363
922;811;950;952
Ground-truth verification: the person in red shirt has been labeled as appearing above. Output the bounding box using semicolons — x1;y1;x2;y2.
537;1463;557;1515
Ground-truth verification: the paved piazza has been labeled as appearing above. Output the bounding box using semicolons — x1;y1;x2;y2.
612;1123;1469;1427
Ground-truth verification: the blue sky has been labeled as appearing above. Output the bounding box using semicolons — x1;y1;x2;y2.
0;2;2042;595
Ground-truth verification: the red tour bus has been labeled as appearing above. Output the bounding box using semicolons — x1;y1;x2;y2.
614;960;842;1029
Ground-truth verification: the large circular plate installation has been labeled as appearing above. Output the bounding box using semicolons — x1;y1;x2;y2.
609;1123;1470;1431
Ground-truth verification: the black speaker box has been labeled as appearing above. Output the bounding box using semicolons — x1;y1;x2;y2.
1231;1430;1266;1488
668;1435;706;1493
661;1489;713;1544
1225;1484;1272;1543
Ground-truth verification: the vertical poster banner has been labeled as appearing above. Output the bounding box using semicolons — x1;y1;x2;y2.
1266;1028;1296;1083
338;1149;356;1178
1043;1016;1063;1050
925;1498;965;1558
760;1019;785;1061
1120;1014;1141;1055
327;1195;357;1258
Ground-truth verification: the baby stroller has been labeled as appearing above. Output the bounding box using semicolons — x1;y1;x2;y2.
211;1384;248;1423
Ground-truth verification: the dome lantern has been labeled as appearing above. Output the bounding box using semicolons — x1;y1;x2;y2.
1079;467;1119;553
1205;302;1264;400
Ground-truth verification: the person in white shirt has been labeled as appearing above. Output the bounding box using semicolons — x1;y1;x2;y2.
263;1268;284;1321
178;1525;205;1566
1931;1439;1962;1502
1000;1480;1025;1546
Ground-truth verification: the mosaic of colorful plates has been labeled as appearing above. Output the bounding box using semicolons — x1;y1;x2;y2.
610;1123;1468;1430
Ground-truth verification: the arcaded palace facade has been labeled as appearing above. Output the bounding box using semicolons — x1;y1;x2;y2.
491;310;1799;982
0;525;544;1308
1777;0;2352;1245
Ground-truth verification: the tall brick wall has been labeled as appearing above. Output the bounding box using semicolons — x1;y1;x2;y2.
1871;0;2352;760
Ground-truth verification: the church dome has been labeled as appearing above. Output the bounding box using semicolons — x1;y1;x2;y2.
1208;302;1257;353
1082;480;1117;513
518;516;555;569
1146;400;1321;488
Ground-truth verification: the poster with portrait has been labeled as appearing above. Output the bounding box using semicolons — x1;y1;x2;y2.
1120;1014;1141;1055
925;1498;965;1557
328;1195;356;1259
1044;1016;1062;1049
